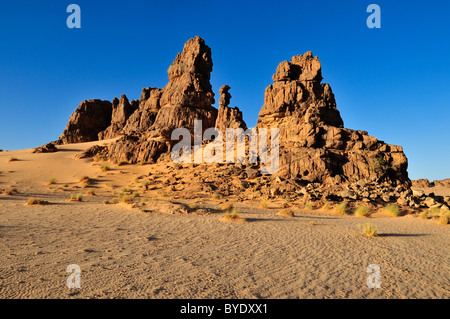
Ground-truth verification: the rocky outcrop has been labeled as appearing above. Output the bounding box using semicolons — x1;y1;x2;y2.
98;95;138;140
33;143;58;153
122;87;162;134
108;36;218;164
257;51;410;186
215;85;247;133
58;100;112;144
59;38;410;192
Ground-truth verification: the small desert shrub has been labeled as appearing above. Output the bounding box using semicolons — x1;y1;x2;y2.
384;204;401;217
438;214;449;225
429;207;444;217
8;157;18;162
4;187;18;195
212;193;223;200
121;195;134;204
100;165;110;172
419;211;429;220
85;189;96;196
132;191;140;198
138;160;150;166
354;206;372;218
322;201;333;210
220;202;234;212
277;209;295;217
117;160;128;166
69;193;83;202
27;198;47;206
79;176;90;182
362;223;378;237
260;200;269;210
223;207;246;222
335;203;348;215
62;184;69;188
109;198;119;204
79;176;92;187
189;202;198;210
304;203;314;210
103;200;110;205
47;178;57;185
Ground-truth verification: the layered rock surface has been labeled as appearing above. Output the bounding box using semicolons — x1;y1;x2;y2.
257;52;409;186
109;36;218;163
58;100;112;144
215;85;247;133
98;95;138;140
58;37;410;191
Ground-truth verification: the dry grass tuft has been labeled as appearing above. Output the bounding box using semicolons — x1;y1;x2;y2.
277;209;295;217
117;160;128;166
260;200;269;210
335;203;348;215
85;189;96;196
4;187;18;195
438;214;449;225
322;201;333;210
27;197;47;206
121;195;134;204
79;176;92;188
220;202;234;212
8;157;18;162
354;206;372;218
304;203;314;210
419;211;429;220
223;207;246;223
47;177;57;185
100;164;110;172
68;193;83;202
362;223;378;237
212;192;223;200
384;204;402;217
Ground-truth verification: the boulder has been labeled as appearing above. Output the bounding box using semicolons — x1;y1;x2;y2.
33;143;58;153
58;100;112;144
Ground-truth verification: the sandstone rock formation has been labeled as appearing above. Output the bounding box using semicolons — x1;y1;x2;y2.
58;100;112;144
98;95;138;140
215;85;247;133
58;37;410;194
108;36;218;164
122;87;162;134
33;142;58;153
256;51;410;186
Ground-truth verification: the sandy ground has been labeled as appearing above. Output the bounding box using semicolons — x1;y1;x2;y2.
0;141;449;299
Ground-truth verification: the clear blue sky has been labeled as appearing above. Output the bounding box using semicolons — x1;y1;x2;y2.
0;0;449;180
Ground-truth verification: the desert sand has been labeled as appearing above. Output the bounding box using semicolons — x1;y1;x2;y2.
0;140;448;299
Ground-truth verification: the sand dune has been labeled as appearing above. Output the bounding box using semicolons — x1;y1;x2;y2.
0;141;449;298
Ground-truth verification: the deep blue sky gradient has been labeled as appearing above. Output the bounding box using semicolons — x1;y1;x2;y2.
0;0;449;180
